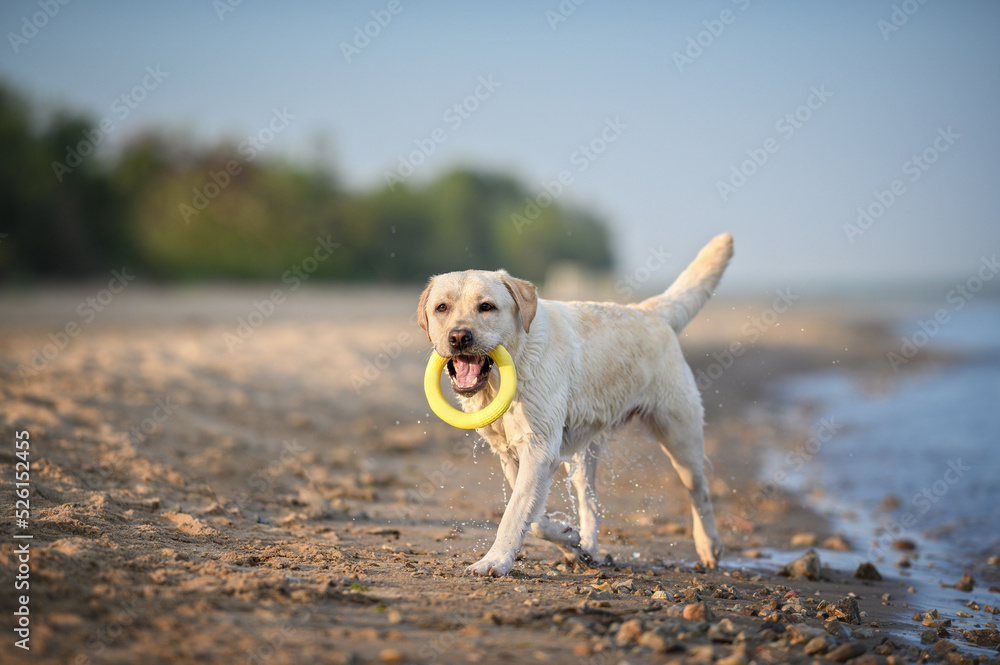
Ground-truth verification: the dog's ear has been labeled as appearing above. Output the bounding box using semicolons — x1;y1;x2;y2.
417;278;434;341
499;271;537;334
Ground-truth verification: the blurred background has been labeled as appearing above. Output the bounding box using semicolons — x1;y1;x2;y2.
1;1;997;294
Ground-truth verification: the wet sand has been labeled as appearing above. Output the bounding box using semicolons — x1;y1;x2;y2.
1;285;996;664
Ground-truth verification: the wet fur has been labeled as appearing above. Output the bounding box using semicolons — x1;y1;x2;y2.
418;234;734;576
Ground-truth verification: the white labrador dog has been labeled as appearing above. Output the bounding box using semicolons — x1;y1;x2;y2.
417;233;733;577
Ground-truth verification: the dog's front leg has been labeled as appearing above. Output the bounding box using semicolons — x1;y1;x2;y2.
466;445;559;577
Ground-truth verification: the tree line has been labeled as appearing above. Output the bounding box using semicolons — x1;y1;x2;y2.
0;81;614;283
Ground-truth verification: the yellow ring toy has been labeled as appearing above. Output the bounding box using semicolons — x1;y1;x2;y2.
424;345;516;429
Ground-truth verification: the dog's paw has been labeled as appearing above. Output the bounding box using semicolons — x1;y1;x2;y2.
465;555;513;577
560;545;597;570
696;538;723;569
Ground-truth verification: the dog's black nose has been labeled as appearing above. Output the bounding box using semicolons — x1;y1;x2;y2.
448;328;473;350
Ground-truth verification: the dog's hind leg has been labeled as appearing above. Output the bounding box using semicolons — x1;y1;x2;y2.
648;408;722;568
567;437;602;558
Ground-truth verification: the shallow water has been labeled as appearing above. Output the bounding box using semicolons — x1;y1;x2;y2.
767;300;1000;647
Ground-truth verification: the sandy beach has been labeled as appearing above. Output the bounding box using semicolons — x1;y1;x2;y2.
1;285;997;664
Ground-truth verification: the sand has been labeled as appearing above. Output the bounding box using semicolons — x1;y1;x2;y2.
0;285;995;664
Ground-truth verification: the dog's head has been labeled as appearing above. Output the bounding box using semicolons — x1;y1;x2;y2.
418;270;537;395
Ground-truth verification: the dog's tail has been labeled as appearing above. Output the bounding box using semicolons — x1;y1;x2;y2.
639;233;733;333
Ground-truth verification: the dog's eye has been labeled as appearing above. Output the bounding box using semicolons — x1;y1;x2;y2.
479;302;494;312
435;303;448;313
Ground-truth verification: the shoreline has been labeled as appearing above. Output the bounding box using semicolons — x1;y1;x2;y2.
1;286;997;663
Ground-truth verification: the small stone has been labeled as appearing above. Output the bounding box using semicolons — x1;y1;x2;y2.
826;641;867;662
572;644;591;657
832;597;862;625
953;574;975;592
708;618;738;643
715;645;749;665
683;601;710;621
961;627;1000;647
821;533;852;551
636;630;669;653
615;618;643;645
777;549;821;580
854;562;882;581
931;639;958;657
791;532;817;547
804;636;829;655
878;494;901;511
892;538;917;550
613;578;635;593
920;629;939;644
379;649;404;663
956;610;972;618
651;589;672;601
826;620;846;638
387;610;404;624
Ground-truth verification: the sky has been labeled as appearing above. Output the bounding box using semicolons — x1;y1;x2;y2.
2;0;998;294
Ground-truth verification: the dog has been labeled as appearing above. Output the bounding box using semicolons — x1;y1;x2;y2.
417;233;733;576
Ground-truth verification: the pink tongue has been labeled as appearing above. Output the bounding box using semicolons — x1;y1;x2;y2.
452;355;484;388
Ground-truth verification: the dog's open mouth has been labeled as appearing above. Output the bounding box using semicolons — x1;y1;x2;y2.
447;354;494;395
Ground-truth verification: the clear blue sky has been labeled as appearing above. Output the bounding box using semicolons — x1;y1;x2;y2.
2;0;998;293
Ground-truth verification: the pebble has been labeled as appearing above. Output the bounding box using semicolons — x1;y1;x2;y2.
778;549;821;580
831;597;862;625
715;645;749;665
790;532;817;547
821;533;852;551
804;636;829;655
614;619;643;645
650;589;672;601
826;641;867;662
953;573;975;592
379;648;404;663
892;538;917;550
708;618;737;643
683;601;710;621
636;630;670;653
854;562;882;581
